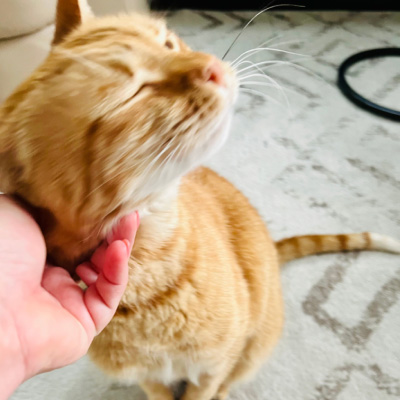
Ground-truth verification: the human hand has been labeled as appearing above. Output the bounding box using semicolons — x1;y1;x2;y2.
0;196;138;399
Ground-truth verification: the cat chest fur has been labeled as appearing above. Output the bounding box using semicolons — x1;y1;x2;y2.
113;351;216;386
88;300;243;386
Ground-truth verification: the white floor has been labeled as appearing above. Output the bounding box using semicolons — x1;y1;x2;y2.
8;9;400;400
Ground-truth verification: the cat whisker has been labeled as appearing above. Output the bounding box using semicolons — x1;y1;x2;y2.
236;62;287;98
234;60;280;85
233;59;263;72
231;35;305;69
155;143;182;182
222;3;304;60
23;40;117;86
262;59;329;84
241;81;291;111
255;33;285;51
239;87;285;108
81;136;181;243
238;56;329;89
53;48;111;75
143;133;184;181
240;79;297;95
235;60;288;92
143;135;180;173
240;80;281;88
231;47;309;68
236;57;309;76
258;37;306;51
246;31;307;57
239;70;291;109
239;73;287;97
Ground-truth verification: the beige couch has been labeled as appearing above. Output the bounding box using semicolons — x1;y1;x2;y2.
0;0;149;102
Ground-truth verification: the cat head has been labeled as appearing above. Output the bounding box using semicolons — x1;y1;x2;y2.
0;0;237;267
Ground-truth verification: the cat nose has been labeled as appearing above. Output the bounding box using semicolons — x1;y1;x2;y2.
202;58;226;86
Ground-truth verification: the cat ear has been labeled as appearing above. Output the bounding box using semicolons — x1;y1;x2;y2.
53;0;93;45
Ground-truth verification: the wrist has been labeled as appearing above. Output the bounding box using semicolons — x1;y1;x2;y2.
0;309;27;399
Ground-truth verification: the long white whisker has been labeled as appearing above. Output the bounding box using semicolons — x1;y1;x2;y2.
262;60;328;84
238;61;287;75
235;61;276;78
257;33;285;49
222;3;304;60
232;38;306;68
143;135;179;172
156;143;182;181
236;62;288;98
241;81;282;89
239;87;285;108
240;78;297;95
54;49;111;74
241;80;285;88
239;72;283;90
241;81;291;112
259;37;306;51
240;70;291;110
237;57;326;87
232;47;308;67
237;57;309;75
234;59;262;70
137;138;182;187
234;60;278;82
83;133;178;203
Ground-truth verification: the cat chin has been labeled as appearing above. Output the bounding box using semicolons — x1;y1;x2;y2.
168;108;233;182
205;109;233;157
186;108;233;167
103;108;233;233
124;110;232;201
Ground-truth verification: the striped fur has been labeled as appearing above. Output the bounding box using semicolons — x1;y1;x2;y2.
277;232;400;264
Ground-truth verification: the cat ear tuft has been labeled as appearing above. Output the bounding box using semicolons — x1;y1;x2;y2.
53;0;93;45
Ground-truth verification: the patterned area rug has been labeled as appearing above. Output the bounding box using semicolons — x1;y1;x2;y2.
11;10;400;400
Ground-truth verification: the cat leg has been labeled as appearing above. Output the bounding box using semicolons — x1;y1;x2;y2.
215;277;284;399
140;381;175;400
214;332;282;399
181;371;230;400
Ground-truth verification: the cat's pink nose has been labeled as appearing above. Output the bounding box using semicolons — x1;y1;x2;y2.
203;59;226;87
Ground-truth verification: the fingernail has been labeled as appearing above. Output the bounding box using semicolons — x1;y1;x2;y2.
123;239;131;256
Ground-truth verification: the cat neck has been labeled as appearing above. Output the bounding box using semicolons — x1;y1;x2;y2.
18;179;182;276
135;180;181;250
119;180;188;308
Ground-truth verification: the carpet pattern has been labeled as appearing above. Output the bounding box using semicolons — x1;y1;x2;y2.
10;10;400;400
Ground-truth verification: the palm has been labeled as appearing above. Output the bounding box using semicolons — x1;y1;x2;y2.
0;196;137;382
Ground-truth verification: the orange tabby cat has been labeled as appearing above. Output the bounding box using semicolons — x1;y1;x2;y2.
1;1;399;399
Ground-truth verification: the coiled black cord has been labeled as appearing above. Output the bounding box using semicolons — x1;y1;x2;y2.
337;48;400;121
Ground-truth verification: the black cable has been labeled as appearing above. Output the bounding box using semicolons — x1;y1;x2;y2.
337;47;400;122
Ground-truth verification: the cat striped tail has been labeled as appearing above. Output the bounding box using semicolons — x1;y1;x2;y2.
276;232;400;264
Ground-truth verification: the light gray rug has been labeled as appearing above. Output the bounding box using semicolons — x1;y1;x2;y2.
10;10;400;400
